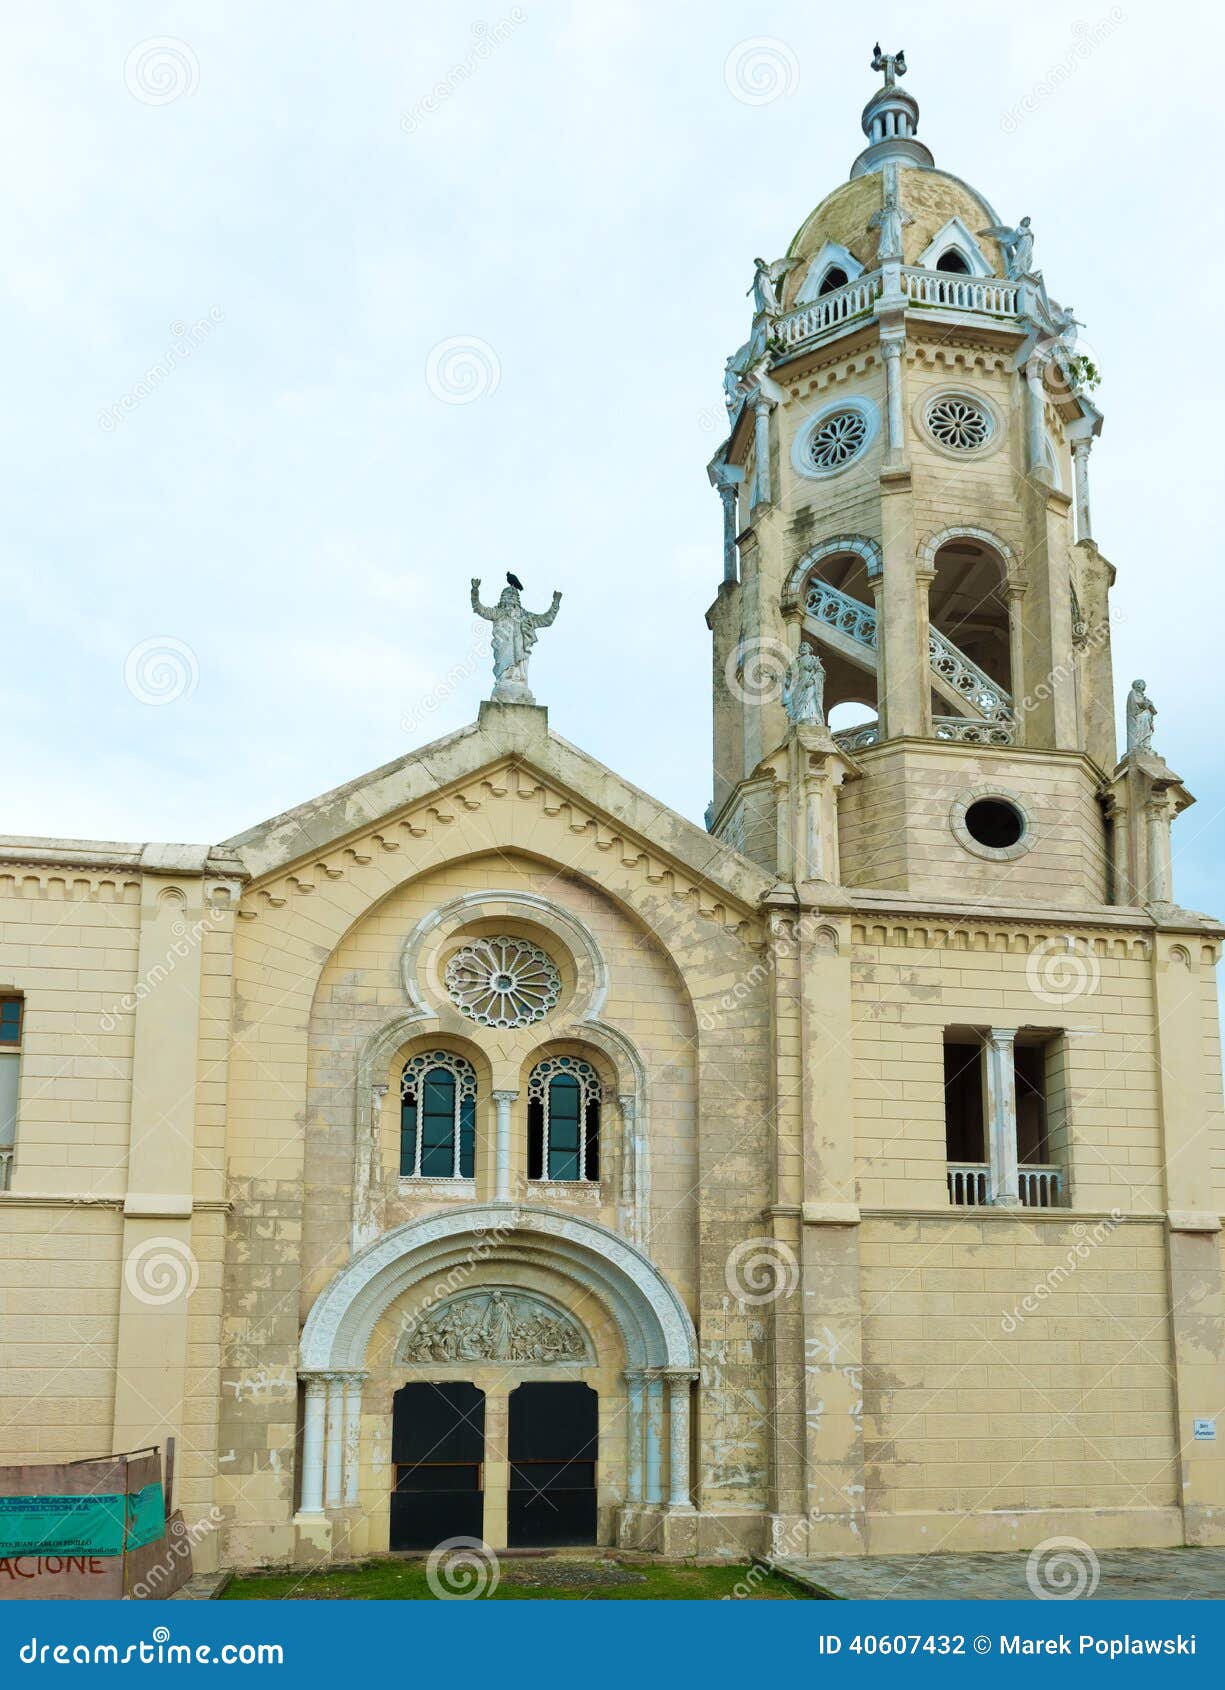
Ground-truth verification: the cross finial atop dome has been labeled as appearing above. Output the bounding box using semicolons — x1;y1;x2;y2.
871;44;907;88
852;46;933;178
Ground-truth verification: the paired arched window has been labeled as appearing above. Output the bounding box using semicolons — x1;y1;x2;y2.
401;1050;476;1180
527;1057;601;1183
936;249;971;274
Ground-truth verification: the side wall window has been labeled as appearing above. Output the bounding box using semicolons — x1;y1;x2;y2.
0;995;23;1191
527;1057;601;1183
401;1050;477;1180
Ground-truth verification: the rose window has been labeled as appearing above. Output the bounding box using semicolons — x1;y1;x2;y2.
926;395;992;451
807;407;869;471
444;935;562;1028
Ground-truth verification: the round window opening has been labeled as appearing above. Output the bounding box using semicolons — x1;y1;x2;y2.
963;798;1025;850
807;407;869;472
444;934;562;1029
926;394;992;452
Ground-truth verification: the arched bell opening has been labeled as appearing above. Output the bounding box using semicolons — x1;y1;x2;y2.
928;538;1013;700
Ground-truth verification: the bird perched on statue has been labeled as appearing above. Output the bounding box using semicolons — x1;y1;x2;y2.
506;572;524;591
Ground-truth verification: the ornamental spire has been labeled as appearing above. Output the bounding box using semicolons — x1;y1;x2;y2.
852;46;933;178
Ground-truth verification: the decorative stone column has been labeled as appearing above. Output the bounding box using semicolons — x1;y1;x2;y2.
752;394;774;507
299;1374;328;1516
913;565;936;737
644;1373;664;1505
665;1371;696;1510
324;1373;344;1509
880;331;906;454
720;483;738;581
342;1373;366;1507
1005;583;1027;740
624;1370;646;1503
492;1090;516;1202
1024;351;1052;477
983;1029;1020;1206
618;1093;643;1242
1070;437;1093;542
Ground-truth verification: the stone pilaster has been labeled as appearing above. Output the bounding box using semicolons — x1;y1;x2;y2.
1152;933;1225;1543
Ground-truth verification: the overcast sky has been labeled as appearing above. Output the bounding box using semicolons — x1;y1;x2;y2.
2;2;1221;914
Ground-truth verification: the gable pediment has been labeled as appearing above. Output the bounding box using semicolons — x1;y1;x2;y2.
224;702;773;927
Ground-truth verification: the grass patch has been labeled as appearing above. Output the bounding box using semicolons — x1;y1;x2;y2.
222;1556;813;1601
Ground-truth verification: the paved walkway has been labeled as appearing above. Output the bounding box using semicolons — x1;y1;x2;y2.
772;1548;1225;1601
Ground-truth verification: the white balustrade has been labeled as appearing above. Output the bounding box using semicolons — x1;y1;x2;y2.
1019;1165;1064;1209
947;1163;989;1206
778;274;881;347
932;715;1016;746
805;580;878;648
947;1162;1064;1208
774;267;1020;358
900;269;1020;316
833;722;882;753
928;628;1012;719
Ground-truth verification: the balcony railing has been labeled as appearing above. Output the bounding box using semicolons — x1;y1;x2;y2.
776;273;883;349
804;579;878;648
900;268;1020;316
928;629;1013;720
1019;1165;1064;1208
933;715;1016;746
948;1163;989;1206
947;1162;1065;1209
832;722;881;753
774;265;1021;357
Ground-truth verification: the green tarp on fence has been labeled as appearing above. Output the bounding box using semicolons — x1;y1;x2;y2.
0;1484;164;1557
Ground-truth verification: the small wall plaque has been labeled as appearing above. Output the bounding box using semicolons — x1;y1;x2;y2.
1193;1418;1216;1441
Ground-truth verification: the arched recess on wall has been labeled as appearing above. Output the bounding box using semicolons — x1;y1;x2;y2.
783;535;884;729
295;1205;700;1523
918;526;1022;716
334;877;679;1252
302;1204;697;1371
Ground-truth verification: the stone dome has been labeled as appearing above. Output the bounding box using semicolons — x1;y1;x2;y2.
781;167;1007;310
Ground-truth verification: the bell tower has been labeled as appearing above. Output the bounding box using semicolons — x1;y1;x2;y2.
704;48;1178;910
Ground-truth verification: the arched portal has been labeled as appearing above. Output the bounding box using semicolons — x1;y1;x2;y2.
297;1204;698;1548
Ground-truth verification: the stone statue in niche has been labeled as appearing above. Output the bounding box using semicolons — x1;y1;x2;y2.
397;1290;592;1365
782;645;826;727
1126;679;1157;755
471;573;562;705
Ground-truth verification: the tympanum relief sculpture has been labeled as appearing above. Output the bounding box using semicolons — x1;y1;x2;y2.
396;1290;594;1365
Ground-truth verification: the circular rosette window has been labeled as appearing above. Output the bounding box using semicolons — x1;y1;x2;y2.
922;389;996;455
444;934;562;1029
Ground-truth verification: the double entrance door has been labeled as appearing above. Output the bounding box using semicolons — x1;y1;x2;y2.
389;1380;597;1551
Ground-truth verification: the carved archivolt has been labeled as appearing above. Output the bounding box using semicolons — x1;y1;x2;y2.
300;1203;699;1372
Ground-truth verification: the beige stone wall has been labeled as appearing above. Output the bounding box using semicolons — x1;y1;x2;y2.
0;857;232;1570
849;919;1161;1212
837;741;1110;903
214;726;774;1561
860;1212;1181;1548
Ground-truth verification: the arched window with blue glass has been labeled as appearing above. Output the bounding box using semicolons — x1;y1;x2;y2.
527;1056;601;1183
401;1050;477;1180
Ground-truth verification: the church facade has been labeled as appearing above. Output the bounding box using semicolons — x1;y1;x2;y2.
3;53;1224;1572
